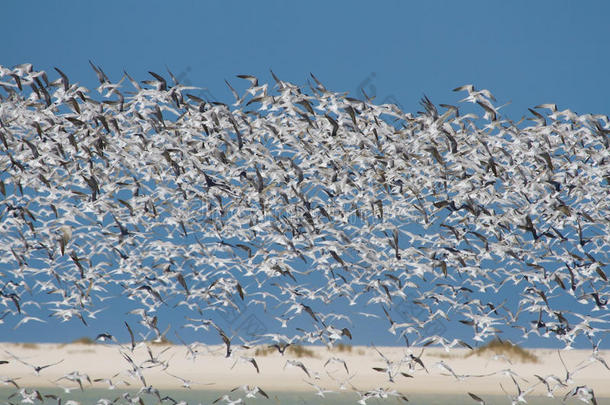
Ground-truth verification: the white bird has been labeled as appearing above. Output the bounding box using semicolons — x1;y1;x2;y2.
13;316;45;329
230;384;269;399
563;385;598;405
0;63;608;405
304;380;333;397
284;359;311;378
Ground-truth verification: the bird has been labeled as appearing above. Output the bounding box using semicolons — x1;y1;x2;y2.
124;322;137;352
56;371;91;391
563;385;598;405
93;372;126;390
468;392;485;405
3;350;63;375
453;84;496;102
8;388;44;404
303;380;333;397
212;395;244;405
0;63;609;405
231;355;260;373
230;384;269;399
13;316;45;329
95;332;117;343
217;328;233;358
0;376;20;389
324;356;349;374
435;360;462;380
284;360;311;378
269;342;291;355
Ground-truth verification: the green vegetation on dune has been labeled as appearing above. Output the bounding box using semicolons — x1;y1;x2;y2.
255;344;317;358
70;337;96;345
468;339;538;363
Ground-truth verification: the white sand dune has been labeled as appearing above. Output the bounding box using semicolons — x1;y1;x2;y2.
1;342;609;398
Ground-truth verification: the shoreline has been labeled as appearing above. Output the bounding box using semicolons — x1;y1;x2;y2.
1;342;609;398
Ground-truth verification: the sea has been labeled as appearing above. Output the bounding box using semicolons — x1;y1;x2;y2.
0;387;587;404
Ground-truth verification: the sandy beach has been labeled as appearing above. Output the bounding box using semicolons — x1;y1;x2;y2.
1;342;609;399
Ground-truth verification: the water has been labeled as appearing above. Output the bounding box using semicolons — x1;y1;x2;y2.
0;387;587;404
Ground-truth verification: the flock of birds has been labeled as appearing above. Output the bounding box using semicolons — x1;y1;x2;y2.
0;62;608;404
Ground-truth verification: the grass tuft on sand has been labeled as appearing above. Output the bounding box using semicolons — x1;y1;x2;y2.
255;344;317;358
332;343;352;353
71;336;96;345
468;339;538;363
16;342;39;349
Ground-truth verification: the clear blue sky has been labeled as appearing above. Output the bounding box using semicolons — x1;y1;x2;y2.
1;0;609;347
3;1;609;119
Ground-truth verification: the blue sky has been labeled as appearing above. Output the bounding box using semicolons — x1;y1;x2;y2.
1;1;609;347
3;1;609;119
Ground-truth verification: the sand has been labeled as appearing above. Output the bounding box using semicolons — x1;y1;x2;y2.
1;342;609;398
